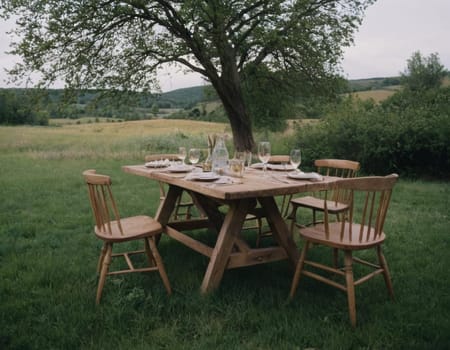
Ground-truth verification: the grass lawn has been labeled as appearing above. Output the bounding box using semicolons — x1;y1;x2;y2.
0;121;449;349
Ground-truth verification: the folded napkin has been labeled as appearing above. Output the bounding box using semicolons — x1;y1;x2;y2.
287;171;323;181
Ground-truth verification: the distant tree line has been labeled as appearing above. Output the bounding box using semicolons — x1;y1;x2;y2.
0;89;49;125
0;87;208;124
347;77;401;92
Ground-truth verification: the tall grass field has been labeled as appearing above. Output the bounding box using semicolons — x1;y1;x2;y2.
0;120;449;349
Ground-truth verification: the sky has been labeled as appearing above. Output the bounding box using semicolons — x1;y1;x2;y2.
1;0;449;92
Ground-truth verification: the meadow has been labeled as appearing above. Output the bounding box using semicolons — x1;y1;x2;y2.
0;120;449;349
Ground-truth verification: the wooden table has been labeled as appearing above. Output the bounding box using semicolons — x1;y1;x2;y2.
122;165;337;293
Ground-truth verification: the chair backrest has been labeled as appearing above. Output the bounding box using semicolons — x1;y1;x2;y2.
323;174;398;243
315;159;360;178
314;159;361;203
83;170;123;235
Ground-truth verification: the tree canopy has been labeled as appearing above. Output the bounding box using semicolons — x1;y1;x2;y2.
400;51;448;91
1;0;374;150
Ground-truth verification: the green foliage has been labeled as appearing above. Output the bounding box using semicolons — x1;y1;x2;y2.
292;51;450;179
0;89;49;125
294;86;450;178
401;51;447;91
380;87;450;177
241;65;291;131
242;64;348;129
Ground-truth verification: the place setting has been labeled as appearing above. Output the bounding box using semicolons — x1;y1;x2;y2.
144;158;171;168
165;146;196;172
285;149;323;181
184;172;243;187
144;147;199;173
144;160;194;174
185;172;220;182
184;146;246;186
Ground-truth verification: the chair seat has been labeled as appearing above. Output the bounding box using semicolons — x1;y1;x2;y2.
299;222;386;250
291;196;349;213
95;215;162;242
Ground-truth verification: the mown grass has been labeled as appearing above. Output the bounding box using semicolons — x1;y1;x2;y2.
0;121;449;349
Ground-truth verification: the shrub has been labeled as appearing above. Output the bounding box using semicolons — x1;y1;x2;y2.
294;88;450;179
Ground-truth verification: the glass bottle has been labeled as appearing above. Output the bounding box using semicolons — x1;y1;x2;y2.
211;136;229;175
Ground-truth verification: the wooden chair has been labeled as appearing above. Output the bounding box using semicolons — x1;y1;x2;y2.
289;174;398;327
145;154;197;220
253;155;292;246
83;170;171;304
287;159;360;234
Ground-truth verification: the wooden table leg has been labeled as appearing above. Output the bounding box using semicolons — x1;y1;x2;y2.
156;185;182;225
200;198;251;294
188;192;224;233
257;196;299;267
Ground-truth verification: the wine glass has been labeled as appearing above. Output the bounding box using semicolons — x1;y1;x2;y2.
245;150;253;170
189;148;200;166
178;147;186;164
258;141;271;176
290;149;301;173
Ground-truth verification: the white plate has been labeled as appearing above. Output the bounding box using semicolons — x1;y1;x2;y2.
250;163;264;169
287;172;323;181
145;160;170;168
166;165;194;173
188;172;220;182
251;163;295;171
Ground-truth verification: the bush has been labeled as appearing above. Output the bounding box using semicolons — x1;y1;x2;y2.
294;88;450;179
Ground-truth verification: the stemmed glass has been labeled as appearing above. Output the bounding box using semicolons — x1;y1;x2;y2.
245;150;253;170
290;149;301;173
189;148;200;166
178;147;187;164
258;141;271;176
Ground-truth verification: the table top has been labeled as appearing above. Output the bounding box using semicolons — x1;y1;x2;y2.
122;165;338;201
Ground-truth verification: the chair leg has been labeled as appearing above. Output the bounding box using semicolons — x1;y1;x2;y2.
173;196;182;220
147;237;172;295
289;241;310;298
288;205;298;237
281;194;292;218
186;202;192;220
332;248;339;268
377;246;394;300
343;250;357;327
144;238;156;267
254;216;264;248
97;242;108;273
96;243;112;304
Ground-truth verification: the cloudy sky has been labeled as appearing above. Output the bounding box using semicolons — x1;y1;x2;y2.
1;0;449;92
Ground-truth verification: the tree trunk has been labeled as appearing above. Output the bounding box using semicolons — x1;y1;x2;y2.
211;76;255;152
